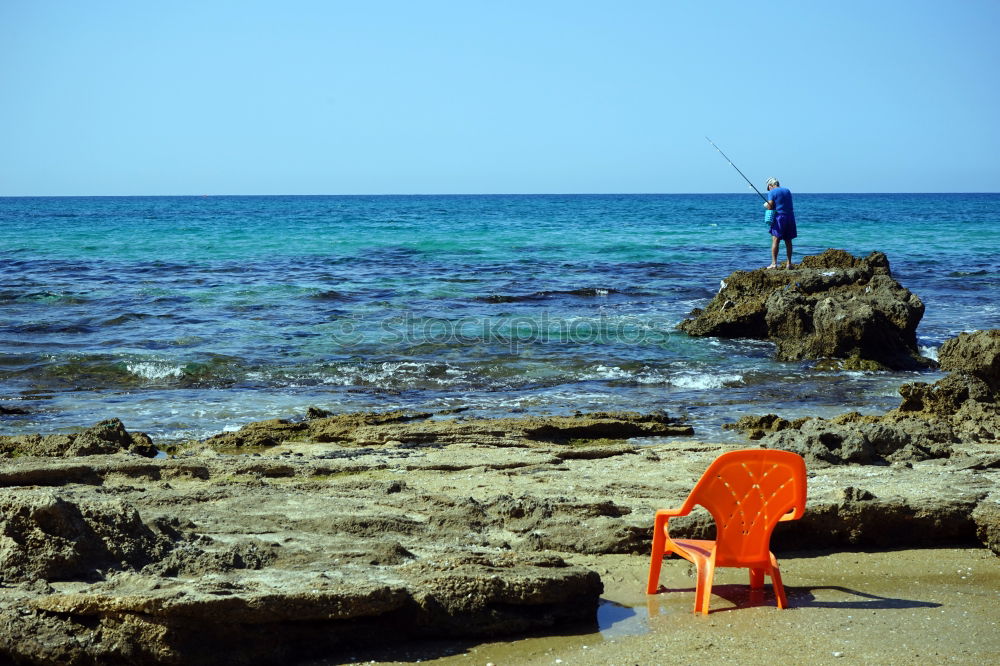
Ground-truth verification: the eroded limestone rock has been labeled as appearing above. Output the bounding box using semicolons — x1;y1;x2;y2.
199;410;694;451
730;330;1000;465
0;418;156;458
680;249;932;370
0;490;172;584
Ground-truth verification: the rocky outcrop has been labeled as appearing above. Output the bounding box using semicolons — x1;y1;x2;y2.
0;490;174;583
733;330;1000;465
13;552;600;666
894;329;1000;441
0;448;607;665
745;412;956;466
201;410;694;451
0;418;157;458
939;329;1000;388
679;249;932;370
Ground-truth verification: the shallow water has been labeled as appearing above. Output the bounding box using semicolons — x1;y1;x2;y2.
2;194;998;441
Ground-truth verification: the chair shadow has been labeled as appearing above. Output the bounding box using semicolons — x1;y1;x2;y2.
648;583;941;616
788;585;942;610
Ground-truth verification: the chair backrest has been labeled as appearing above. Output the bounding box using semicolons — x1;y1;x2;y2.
685;449;806;565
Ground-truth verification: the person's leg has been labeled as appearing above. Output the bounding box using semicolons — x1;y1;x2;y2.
784;239;793;268
768;235;779;268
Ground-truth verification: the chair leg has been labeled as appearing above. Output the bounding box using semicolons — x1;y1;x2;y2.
694;557;716;615
646;528;667;594
749;567;765;589
769;563;788;609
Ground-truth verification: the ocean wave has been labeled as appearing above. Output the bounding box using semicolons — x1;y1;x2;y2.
0;353;248;390
253;360;476;391
565;363;748;389
670;372;744;390
125;361;185;381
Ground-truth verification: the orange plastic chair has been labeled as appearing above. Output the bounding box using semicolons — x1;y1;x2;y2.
646;448;807;614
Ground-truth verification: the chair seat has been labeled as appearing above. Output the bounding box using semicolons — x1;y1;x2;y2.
668;537;776;569
667;538;714;560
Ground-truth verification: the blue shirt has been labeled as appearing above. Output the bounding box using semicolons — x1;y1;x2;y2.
767;187;795;219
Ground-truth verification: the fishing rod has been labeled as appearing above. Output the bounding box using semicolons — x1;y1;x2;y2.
705;137;767;202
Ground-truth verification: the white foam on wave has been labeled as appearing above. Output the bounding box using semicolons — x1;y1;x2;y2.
581;364;683;385
920;345;940;361
318;360;471;388
671;372;743;390
578;365;748;388
583;365;633;381
126;361;184;380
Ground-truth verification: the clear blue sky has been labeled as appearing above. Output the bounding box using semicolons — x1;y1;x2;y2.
2;0;998;195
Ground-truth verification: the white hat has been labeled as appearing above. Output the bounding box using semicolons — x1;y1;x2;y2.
766;177;779;187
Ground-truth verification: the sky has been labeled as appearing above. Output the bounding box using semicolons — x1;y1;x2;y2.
2;0;998;196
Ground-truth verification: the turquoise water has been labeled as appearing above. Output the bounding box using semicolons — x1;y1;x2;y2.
2;194;998;442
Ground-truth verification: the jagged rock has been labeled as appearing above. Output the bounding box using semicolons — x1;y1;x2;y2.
897;374;994;416
838;486;878;502
680;249;932;370
0;490;173;583
758;417;955;466
143;541;279;577
733;331;1000;464
0;418;157;458
890;329;1000;441
722;413;804;440
70;418;156;456
939;329;1000;390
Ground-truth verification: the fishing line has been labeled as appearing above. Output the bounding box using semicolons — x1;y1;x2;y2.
705;137;767;202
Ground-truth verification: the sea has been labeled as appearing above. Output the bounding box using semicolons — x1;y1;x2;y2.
2;194;998;444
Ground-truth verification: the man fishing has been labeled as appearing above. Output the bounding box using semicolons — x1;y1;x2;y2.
763;177;796;269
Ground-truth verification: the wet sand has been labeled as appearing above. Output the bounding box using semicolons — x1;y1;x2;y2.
337;547;999;665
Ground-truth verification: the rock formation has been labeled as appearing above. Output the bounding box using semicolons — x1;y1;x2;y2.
728;330;1000;466
2;397;998;663
200;409;694;450
679;249;933;370
0;417;157;458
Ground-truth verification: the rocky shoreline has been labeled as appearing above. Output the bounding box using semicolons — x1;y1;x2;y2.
2;252;998;665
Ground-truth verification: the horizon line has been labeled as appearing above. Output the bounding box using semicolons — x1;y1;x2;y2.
2;191;998;199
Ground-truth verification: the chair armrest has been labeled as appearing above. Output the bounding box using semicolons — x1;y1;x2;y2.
655;508;688;519
653;507;688;529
